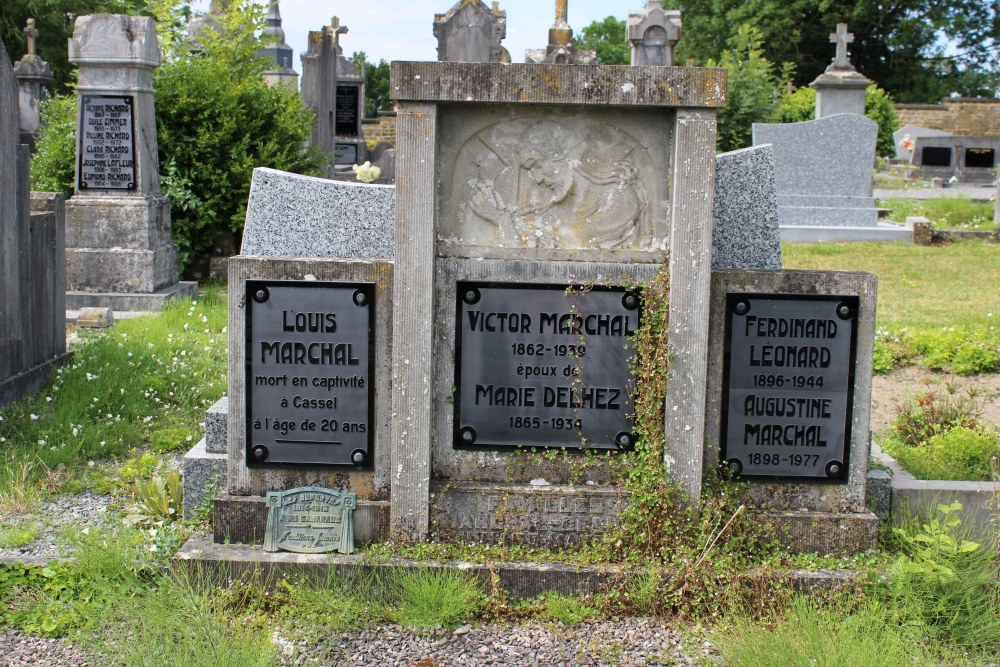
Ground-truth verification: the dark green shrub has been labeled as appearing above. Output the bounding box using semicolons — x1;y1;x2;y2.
887;426;998;481
30;94;77;197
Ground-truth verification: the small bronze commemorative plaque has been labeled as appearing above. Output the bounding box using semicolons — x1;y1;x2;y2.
245;280;374;468
78;95;137;191
263;486;356;554
721;293;859;480
454;282;641;451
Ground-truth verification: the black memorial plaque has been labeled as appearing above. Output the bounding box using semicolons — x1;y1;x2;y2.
78;95;137;191
721;294;859;481
454;282;641;451
245;280;374;468
335;85;359;136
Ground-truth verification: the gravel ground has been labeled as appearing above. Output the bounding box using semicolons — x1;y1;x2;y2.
279;619;708;667
0;491;117;564
0;630;94;667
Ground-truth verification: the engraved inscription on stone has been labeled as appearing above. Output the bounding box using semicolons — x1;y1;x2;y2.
445;117;664;250
335;85;359;136
435;490;618;547
78;95;136;190
721;294;859;480
246;280;374;468
264;486;356;554
334;142;358;165
454;282;640;451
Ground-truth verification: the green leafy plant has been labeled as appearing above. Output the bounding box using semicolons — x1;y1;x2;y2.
889;389;981;448
391;567;483;630
888;426;999;482
128;469;183;526
884;503;1000;651
708;24;793;152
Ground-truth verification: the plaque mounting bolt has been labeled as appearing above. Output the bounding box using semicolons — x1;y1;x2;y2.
252;287;269;303
622;293;640;310
351;450;366;465
251;445;269;462
353;290;368;306
459;427;477;444
734;301;749;316
836;303;852;320
826;460;844;478
462;288;481;305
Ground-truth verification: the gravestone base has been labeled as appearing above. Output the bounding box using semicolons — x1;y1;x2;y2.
65;194;195;309
761;510;879;555
780;223;912;243
0;351;72;410
430;482;621;547
65;280;197;311
212;493;389;545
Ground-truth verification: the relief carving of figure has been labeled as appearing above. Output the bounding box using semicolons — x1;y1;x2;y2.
453;119;655;249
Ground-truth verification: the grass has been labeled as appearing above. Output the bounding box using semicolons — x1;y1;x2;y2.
714;597;932;667
0;520;39;548
391;567;483;630
782;240;999;332
879;196;996;231
0;283;227;507
784;240;1000;374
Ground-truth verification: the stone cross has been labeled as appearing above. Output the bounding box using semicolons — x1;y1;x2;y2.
23;19;37;56
555;0;568;23
830;23;854;68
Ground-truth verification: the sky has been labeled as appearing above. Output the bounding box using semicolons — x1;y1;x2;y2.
189;0;631;65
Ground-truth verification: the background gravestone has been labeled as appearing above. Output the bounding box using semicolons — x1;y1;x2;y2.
64;14;195;309
0;37;69;408
12;19;53;150
524;0;595;64
434;0;508;63
893;123;952;162
753;114;909;242
811;23;871;119
627;1;681;67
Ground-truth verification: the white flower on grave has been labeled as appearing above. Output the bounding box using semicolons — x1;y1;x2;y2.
352;161;381;184
949;175;959;184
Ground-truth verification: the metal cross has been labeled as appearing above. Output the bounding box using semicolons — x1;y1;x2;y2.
23;18;37;56
830;23;854;68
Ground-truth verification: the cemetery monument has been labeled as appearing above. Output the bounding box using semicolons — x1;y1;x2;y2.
434;0;509;63
64;14;195;309
811;23;871;119
300;18;366;178
0;37;69;408
183;52;879;559
12;18;54;150
525;0;595;64
627;1;682;67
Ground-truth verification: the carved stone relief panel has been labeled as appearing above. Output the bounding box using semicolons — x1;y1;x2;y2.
437;105;673;253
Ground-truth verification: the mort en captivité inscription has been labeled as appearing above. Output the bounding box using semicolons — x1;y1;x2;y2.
454;282;640;451
245;280;374;468
78;95;136;191
721;294;858;480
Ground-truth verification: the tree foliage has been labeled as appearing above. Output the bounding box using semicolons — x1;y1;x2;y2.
572;16;629;65
351;52;391;117
30;0;320;270
674;0;1000;102
708;24;792;153
0;0;145;93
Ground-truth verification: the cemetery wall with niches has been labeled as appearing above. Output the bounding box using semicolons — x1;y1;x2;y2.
896;97;1000;137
